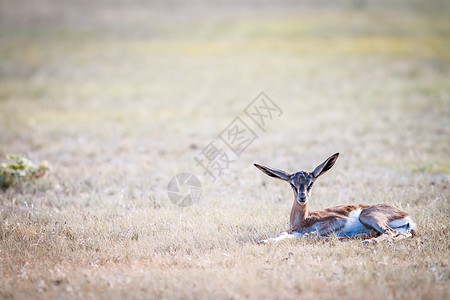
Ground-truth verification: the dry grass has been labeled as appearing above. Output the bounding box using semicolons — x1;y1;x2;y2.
0;0;449;299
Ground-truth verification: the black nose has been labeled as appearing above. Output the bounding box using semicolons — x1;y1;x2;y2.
297;196;307;202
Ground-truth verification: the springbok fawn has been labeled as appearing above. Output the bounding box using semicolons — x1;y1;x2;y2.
255;153;417;244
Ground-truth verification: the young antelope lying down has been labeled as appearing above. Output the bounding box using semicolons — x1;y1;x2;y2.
254;153;417;244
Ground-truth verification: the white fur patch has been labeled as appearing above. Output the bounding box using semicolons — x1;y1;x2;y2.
388;217;410;228
388;217;416;233
337;209;372;237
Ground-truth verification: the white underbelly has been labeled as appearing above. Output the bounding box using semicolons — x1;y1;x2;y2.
336;209;372;237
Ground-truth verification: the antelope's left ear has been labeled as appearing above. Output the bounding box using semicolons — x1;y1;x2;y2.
254;164;291;182
311;153;339;180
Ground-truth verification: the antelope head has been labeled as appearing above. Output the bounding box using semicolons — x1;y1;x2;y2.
254;153;339;205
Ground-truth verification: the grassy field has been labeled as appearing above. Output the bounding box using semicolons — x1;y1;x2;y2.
0;0;449;299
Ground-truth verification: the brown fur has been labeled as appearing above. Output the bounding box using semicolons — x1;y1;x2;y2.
290;203;362;232
360;204;409;223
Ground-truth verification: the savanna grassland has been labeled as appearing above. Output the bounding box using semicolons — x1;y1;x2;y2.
0;0;449;299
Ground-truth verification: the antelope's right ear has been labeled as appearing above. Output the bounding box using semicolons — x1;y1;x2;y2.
254;164;290;181
311;153;339;180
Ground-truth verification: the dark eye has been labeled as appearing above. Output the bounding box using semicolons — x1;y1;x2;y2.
307;183;313;190
290;184;296;189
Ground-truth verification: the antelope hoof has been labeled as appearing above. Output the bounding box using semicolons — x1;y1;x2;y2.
257;239;269;245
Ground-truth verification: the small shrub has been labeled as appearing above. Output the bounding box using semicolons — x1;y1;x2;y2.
0;154;49;189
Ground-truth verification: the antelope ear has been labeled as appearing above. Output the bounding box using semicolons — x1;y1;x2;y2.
311;153;339;180
254;164;290;181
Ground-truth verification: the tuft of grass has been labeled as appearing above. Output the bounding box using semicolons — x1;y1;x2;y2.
0;154;49;189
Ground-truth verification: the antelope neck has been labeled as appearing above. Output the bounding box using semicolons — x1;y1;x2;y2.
289;200;309;232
